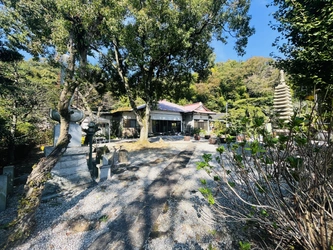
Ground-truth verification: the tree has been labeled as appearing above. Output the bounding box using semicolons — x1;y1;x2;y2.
242;56;279;98
0;0;124;246
102;0;254;141
0;37;24;165
190;57;278;118
1;0;124;144
0;38;23;95
271;0;333;111
0;59;58;163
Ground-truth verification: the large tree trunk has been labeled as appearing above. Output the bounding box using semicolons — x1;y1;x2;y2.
3;134;70;249
3;65;77;249
8;103;17;163
2;18;91;250
112;39;151;143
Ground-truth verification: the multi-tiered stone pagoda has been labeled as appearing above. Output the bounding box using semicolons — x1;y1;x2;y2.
274;70;293;121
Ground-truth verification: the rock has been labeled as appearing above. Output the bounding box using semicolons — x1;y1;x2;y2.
67;215;91;233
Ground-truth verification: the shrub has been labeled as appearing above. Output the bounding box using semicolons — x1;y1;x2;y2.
197;113;333;249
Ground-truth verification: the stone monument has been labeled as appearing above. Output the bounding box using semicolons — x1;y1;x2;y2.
49;108;84;147
42;55;93;200
43;108;93;200
274;70;293;121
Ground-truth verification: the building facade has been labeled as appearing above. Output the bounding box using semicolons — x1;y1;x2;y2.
108;100;215;138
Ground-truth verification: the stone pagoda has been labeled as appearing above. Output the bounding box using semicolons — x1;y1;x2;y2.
274;70;293;121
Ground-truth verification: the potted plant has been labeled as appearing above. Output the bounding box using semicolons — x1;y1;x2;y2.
192;127;201;140
209;132;218;144
199;129;206;138
184;135;191;141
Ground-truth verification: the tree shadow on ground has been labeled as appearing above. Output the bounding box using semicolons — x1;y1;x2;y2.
85;149;195;250
1;147;185;249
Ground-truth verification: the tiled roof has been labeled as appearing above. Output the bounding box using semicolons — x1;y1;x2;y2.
137;100;185;112
183;102;215;114
158;100;185;112
112;100;215;114
210;113;227;121
111;107;133;113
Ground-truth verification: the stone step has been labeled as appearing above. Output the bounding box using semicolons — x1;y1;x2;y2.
53;157;88;170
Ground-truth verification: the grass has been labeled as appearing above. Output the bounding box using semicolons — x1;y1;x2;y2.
99;215;109;222
118;138;170;152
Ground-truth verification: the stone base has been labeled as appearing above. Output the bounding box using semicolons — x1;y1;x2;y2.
42;146;93;200
95;164;111;182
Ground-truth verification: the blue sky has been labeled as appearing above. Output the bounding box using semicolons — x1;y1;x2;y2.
212;0;282;62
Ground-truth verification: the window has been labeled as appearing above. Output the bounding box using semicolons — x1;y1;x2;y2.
194;120;207;130
197;122;205;129
123;119;137;128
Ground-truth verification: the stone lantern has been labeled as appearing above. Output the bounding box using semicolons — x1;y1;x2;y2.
274;70;293;121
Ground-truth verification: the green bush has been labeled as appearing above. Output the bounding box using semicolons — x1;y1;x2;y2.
197;113;333;249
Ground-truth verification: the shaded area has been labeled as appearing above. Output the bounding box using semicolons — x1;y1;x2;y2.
88;149;195;249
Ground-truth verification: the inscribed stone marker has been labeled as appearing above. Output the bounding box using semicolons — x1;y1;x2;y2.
3;165;14;195
0;175;8;211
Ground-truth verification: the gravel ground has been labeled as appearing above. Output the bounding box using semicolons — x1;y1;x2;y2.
0;139;241;250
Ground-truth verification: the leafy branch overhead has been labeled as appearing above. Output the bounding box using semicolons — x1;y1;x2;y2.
271;0;333;104
100;0;254;141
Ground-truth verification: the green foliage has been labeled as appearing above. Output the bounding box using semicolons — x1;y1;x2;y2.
271;0;333;112
0;59;58;163
191;57;278;116
198;187;215;205
212;120;227;136
208;243;217;250
216;146;225;154
198;110;333;249
99;0;254;140
200;179;207;186
1;0;128;150
192;127;201;136
98;215;108;222
239;241;251;250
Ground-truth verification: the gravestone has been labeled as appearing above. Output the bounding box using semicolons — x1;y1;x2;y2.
0;175;8;211
103;153;114;166
95;153;114;182
3;166;14;195
119;149;129;163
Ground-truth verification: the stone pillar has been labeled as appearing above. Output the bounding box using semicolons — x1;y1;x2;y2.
0;175;8;211
3;165;14;195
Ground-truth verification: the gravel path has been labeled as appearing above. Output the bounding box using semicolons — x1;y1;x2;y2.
1;140;238;250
